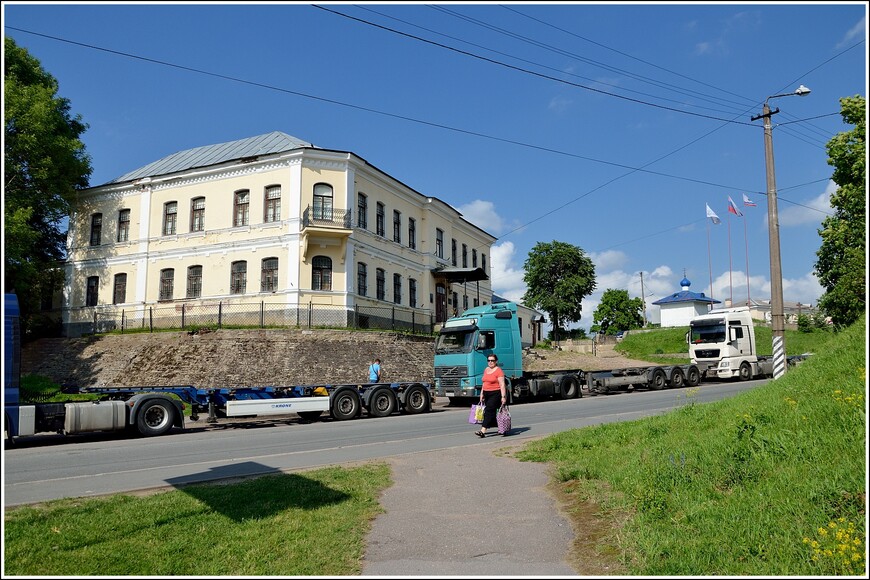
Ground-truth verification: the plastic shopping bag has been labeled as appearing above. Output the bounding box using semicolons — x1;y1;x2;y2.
468;403;484;424
496;405;511;435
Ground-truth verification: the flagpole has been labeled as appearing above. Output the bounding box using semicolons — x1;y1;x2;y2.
707;218;714;300
744;216;750;305
727;209;733;305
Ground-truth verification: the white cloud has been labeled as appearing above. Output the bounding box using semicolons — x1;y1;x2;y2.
456;199;506;235
837;16;866;49
778;181;834;227
548;95;573;113
489;241;527;303
590;249;628;271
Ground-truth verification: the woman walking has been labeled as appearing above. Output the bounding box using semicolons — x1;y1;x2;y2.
474;353;506;437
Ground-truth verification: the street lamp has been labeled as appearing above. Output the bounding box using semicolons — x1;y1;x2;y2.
751;85;811;379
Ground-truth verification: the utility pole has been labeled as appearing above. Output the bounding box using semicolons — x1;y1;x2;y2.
639;271;647;327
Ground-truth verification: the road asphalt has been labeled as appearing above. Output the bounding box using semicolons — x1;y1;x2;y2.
361;431;581;577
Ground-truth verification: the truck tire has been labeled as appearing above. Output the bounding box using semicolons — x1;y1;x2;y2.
368;387;397;418
738;362;752;381
559;376;579;399
685;366;701;387
330;389;361;421
648;368;666;390
136;399;175;436
669;368;685;389
402;384;429;415
297;411;323;422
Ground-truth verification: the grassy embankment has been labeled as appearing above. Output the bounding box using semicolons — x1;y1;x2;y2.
5;321;864;575
519;318;866;575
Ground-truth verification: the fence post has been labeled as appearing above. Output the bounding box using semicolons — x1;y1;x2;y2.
412;310;415;334
261;301;265;328
181;303;185;330
392;306;396;330
308;302;313;328
218;301;222;328
121;310;125;334
354;304;359;329
149;307;153;332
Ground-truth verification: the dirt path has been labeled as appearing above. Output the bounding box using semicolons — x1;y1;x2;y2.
523;342;653;372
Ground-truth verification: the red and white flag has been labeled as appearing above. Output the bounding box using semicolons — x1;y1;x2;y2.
727;196;743;217
743;193;757;207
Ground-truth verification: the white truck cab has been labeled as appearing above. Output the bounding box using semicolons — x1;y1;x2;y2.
688;307;768;381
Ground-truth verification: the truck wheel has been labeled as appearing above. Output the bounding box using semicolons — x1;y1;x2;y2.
297;411;322;422
368;387;397;418
402;384;429;415
648;368;666;390
330;389;361;421
669;369;685;389
136;399;175;436
738;362;752;381
559;376;578;399
685;366;701;387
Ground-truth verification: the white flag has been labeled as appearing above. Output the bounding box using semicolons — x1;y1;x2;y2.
706;203;721;224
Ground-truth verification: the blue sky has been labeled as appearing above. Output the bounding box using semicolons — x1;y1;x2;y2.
4;2;867;330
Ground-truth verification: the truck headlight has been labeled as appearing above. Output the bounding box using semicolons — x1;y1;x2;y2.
720;361;730;368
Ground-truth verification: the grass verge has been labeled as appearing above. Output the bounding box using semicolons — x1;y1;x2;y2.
4;463;390;575
518;316;866;575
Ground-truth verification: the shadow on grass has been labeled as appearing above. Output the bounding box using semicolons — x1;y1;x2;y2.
165;461;350;521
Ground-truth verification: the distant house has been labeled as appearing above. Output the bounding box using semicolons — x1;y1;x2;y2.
492;295;545;348
652;276;721;328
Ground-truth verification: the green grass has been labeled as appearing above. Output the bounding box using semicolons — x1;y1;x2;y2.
4;464;391;576
518;316;866;575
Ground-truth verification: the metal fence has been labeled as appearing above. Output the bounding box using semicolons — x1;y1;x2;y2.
83;301;436;336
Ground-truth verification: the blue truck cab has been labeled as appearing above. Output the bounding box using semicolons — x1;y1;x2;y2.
433;302;521;400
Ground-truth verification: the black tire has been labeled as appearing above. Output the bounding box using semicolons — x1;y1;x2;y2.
330;389;361;421
738;362;752;382
402;384;429;415
685;366;701;387
136;399;175;436
297;411;323;422
559;376;578;399
368;387;398;418
648;368;666;390
669;368;685;389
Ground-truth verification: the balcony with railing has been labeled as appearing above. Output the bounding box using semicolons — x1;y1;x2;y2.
301;205;352;263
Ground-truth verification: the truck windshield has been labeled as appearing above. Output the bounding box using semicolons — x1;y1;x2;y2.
689;323;726;344
435;330;475;354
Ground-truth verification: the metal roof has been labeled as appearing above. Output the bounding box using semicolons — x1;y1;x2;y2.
105;131;313;185
652;290;721;306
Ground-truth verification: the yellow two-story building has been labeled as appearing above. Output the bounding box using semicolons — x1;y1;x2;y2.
63;131;495;336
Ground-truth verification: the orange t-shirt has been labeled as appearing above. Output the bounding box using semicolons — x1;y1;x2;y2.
482;366;505;391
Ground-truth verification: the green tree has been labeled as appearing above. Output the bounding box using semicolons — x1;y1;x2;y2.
522;240;596;342
814;95;865;328
591;288;644;335
4;37;91;334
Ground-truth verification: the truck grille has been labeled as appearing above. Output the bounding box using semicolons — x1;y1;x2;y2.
435;365;468;389
695;349;720;359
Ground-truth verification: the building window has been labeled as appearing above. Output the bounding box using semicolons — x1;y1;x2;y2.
312;256;332;291
393;273;402;304
264;185;281;223
113;273;127;305
159;269;174;301
163;202;177;235
89;213;102;246
462;243;468;268
436;229;444;259
357;193;368;230
408;218;416;250
190;197;205;232
261;257;279;292
482;253;487;273
376;202;385;237
233;190;249;227
376;268;386;301
451;239;457;266
357;262;368;296
313;183;333;220
472;249;477;268
230;261;247;294
187;265;202;299
117;209;130;242
393;210;401;243
85;276;99;306
409;278;417;308
463;294;469;310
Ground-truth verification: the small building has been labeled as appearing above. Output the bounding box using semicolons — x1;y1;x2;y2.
652;276;721;328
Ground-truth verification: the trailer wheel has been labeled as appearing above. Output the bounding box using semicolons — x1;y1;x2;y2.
368;387;397;418
136;399;175;436
330;389;361;421
738;362;752;381
669;369;685;389
297;411;323;422
685;366;701;387
402;384;429;414
648;368;666;390
559;376;579;399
